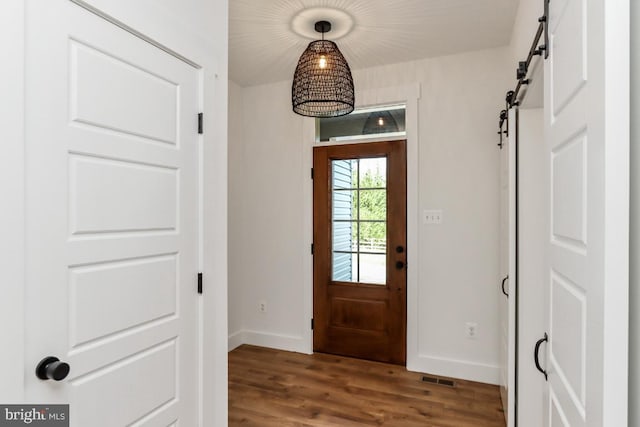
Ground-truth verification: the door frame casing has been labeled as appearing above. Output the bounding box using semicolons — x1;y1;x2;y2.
600;1;630;422
0;0;26;403
302;84;421;369
0;2;229;426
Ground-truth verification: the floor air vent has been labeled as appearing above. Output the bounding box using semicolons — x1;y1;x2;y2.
421;375;455;387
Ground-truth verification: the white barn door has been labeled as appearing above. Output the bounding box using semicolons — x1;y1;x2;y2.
515;107;546;427
498;117;512;424
498;124;508;421
543;0;629;425
499;109;520;427
24;1;201;425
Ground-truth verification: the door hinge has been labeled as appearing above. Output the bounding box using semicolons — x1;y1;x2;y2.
310;168;314;179
311;318;314;330
311;243;314;255
197;272;203;294
198;113;203;134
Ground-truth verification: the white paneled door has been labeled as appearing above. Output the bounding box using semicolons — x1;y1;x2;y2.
24;1;201;426
543;0;628;425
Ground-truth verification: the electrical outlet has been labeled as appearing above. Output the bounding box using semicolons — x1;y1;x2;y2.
259;301;267;313
465;322;478;339
423;209;443;224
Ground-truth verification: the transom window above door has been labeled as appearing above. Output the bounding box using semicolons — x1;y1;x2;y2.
317;104;406;142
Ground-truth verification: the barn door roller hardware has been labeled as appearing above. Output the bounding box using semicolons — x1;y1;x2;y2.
497;109;508;149
497;90;514;149
496;0;549;148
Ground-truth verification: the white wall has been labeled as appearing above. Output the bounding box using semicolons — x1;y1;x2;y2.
0;0;25;404
403;49;508;381
630;0;639;423
228;46;512;383
228;79;310;352
228;80;246;346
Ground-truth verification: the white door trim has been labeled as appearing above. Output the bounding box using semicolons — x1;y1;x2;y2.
68;0;199;68
0;0;26;403
601;0;630;422
507;108;518;427
302;83;421;363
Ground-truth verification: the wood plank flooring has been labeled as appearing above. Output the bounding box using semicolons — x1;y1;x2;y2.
229;345;505;426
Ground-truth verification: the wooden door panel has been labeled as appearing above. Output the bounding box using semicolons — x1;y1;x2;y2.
313;141;406;365
329;297;387;331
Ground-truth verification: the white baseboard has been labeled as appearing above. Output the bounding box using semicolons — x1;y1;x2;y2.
407;354;500;385
228;329;311;354
228;330;245;352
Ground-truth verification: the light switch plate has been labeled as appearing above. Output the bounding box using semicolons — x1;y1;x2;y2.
423;209;443;224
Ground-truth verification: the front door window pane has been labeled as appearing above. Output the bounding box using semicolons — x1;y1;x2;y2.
332;221;354;252
359;222;386;254
332;159;358;189
359;254;386;285
332;190;357;220
359;158;387;188
331;157;387;285
332;252;356;282
358;190;386;221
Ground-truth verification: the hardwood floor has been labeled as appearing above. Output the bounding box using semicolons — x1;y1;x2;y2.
229;345;505;426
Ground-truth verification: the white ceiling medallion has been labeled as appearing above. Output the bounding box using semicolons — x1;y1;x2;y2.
290;7;354;41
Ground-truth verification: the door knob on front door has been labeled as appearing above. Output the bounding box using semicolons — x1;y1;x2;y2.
395;261;406;270
36;356;70;381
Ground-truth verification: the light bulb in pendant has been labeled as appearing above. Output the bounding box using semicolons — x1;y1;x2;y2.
378;117;385;126
318;55;327;69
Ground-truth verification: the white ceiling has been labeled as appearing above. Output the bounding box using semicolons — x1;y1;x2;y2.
229;0;519;87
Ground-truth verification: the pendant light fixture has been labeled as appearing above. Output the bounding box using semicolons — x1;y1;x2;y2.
292;20;354;118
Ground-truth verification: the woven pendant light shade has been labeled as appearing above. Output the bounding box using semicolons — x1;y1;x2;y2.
292;22;354;118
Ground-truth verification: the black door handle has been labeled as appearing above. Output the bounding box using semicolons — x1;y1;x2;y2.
534;333;548;381
395;261;405;270
396;246;404;253
501;276;509;297
36;356;70;381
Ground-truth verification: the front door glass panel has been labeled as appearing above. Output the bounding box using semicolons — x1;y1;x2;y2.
331;157;387;284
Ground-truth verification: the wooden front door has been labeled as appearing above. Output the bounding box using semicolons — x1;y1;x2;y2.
313;140;407;365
